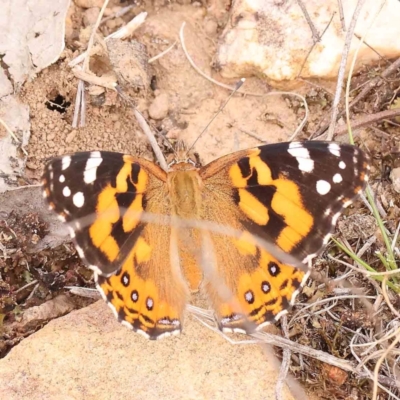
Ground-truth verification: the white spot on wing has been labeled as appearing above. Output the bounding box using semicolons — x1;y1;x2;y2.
84;153;103;184
136;329;151;339
245;291;253;302
328;143;341;157
287;142;314;173
61;156;71;170
75;245;85;258
90;265;103;275
67;227;76;238
62;186;71;197
323;233;332;245
146;298;154;309
339;161;346;169
333;173;343;183
343;199;352;207
59;174;65;183
302;253;317;264
73;192;85;208
316;180;331;195
121;320;134;330
332;212;341;225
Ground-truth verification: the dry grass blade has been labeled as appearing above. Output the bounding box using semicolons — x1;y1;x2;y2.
295;0;320;42
116;88;168;170
327;0;368;140
345;0;388;142
275;316;291;400
0;117;27;155
313;53;400;139
68;12;147;68
72;0;110;127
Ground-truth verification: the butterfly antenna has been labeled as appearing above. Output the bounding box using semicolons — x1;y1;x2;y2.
186;78;245;154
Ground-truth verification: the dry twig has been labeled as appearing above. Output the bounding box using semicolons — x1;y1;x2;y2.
312;57;400;139
327;0;368;140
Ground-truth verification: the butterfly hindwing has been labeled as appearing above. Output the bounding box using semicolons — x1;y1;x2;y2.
199;141;369;332
42;151;188;339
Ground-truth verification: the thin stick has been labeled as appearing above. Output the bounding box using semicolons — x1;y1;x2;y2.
372;328;400;400
72;79;83;128
69;12;147;67
72;0;110;128
295;0;320;42
297;12;335;78
0;117;28;155
116;87;167;169
14;280;39;294
275;316;291;400
84;0;109;71
100;5;134;24
381;276;400;319
187;79;245;153
337;0;346;31
354;34;387;62
327;0;368;140
334;108;400;136
179;22;260;96
391;221;400;251
345;0;387;144
134;108;168;170
313;52;400;139
148;41;177;64
2;184;41;191
72;68;117;89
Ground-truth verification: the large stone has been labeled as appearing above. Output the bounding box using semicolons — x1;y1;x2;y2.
216;0;400;86
0;300;310;399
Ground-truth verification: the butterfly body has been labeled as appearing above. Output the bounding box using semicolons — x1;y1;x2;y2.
42;141;370;339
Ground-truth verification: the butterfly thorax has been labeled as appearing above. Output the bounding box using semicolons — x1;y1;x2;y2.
167;165;202;220
165;162;204;291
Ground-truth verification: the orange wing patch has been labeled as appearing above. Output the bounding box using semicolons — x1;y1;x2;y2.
229;151;314;253
89;156;149;263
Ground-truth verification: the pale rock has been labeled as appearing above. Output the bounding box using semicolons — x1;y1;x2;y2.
0;67;13;98
0;96;30;192
148;92;170;120
83;7;100;27
74;0;104;8
0;301;312;400
204;18;218;35
390;167;400;193
65;130;77;143
216;0;400;87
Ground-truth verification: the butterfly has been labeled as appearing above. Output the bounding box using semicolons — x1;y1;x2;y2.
41;140;370;339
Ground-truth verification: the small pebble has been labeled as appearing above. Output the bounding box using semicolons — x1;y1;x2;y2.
83;7;100;27
66;130;77;144
390;167;400;193
74;0;104;9
148;93;169;120
204;19;218;35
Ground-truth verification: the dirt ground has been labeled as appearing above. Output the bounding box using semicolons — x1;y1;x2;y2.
1;1;400;399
